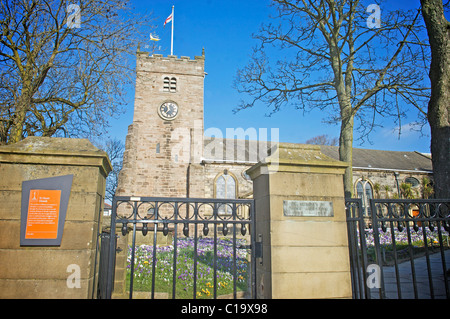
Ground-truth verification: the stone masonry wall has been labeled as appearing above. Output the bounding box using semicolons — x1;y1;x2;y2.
0;137;111;299
353;169;432;199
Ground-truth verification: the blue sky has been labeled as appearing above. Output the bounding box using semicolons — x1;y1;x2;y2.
108;0;436;153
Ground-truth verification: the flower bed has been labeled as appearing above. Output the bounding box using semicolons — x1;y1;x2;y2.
126;237;250;299
360;226;449;264
363;226;448;247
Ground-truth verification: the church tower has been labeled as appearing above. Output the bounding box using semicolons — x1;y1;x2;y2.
116;50;206;199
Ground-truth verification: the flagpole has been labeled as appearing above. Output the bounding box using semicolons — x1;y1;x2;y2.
171;5;174;55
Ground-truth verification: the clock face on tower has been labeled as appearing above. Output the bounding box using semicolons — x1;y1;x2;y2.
158;101;179;121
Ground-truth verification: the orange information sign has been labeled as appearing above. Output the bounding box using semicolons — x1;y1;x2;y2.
25;190;62;240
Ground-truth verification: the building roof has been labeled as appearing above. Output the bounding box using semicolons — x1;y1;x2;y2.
319;145;433;173
203;137;272;164
202;137;433;173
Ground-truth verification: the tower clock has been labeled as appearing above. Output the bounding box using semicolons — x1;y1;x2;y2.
158;101;179;121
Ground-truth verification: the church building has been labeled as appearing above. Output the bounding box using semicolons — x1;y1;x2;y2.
116;50;433;207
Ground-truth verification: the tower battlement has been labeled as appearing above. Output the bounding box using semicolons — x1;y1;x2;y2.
136;50;205;76
145;52;205;62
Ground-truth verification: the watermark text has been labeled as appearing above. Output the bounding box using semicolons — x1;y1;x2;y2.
67;264;81;288
366;4;381;29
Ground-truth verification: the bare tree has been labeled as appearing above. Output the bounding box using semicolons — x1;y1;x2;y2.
305;134;339;146
420;0;450;199
0;0;154;145
235;0;430;197
99;138;124;203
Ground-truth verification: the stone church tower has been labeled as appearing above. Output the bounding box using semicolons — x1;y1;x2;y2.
116;50;207;199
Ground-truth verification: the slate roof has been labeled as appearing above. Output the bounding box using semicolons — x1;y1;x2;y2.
202;137;433;173
203;137;273;163
319;145;433;172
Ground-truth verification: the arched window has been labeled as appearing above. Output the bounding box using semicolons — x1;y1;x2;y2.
356;179;373;216
170;77;177;93
214;170;237;214
405;177;420;188
163;77;170;92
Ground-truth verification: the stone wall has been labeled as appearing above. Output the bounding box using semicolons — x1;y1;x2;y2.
0;137;111;298
353;169;432;199
202;163;253;199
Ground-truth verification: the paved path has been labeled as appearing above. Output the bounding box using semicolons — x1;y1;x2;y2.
369;250;450;299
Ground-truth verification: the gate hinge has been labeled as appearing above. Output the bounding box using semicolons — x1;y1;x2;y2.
255;234;263;265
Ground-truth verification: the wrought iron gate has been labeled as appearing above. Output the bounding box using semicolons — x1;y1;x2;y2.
98;196;256;299
346;198;450;299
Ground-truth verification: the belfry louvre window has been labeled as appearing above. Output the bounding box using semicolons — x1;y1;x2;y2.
163;77;177;92
163;77;170;92
170;77;177;92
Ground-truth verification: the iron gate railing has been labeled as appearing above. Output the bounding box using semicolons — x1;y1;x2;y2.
346;198;450;299
100;196;256;299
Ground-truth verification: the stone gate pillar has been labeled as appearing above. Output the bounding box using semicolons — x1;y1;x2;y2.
247;143;352;299
0;137;112;298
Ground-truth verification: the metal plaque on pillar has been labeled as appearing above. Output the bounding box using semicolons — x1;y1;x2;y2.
283;200;334;217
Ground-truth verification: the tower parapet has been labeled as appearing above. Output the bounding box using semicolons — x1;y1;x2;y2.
135;51;206;78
